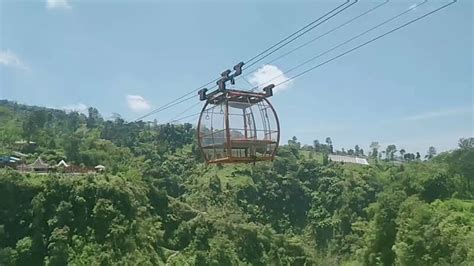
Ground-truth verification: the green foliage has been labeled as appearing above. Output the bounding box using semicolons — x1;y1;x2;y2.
394;198;474;265
0;100;472;265
447;146;474;195
360;189;407;265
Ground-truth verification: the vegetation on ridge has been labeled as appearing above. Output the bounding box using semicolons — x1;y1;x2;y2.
0;100;473;265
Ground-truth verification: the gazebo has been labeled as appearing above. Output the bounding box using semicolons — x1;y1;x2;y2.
29;157;50;172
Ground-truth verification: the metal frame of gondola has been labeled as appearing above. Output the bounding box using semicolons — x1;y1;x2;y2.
197;62;280;164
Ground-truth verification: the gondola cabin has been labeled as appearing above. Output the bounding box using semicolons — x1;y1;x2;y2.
197;85;280;164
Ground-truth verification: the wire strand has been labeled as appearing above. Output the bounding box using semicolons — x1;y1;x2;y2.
250;0;428;91
244;0;351;65
167;101;202;124
170;112;202;123
134;1;354;122
242;0;390;81
243;0;359;70
134;0;350;121
134;80;216;121
134;0;352;121
134;94;197;122
272;0;457;90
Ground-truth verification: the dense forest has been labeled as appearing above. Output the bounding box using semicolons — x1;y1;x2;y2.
0;99;473;265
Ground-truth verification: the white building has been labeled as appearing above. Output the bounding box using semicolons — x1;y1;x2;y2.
328;154;369;165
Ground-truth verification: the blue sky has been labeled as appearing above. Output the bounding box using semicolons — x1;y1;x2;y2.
1;0;472;154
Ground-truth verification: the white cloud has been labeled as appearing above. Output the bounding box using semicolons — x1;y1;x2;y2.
403;106;472;121
62;103;88;114
0;50;27;69
126;95;151;112
46;0;71;9
249;65;292;93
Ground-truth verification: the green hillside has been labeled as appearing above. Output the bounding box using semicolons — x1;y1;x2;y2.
0;100;473;265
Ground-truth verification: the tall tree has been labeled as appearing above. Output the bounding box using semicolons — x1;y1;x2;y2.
399;149;406;160
404;153;415;161
313;140;321;152
448;147;474;193
385;145;397;161
86;107;102;129
425;146;437;160
370;142;380;159
354;145;361;156
458;137;474;149
325;137;333;154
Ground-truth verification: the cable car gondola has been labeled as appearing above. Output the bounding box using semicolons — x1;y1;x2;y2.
197;63;280;164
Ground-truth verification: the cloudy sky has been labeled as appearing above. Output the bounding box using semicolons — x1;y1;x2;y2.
1;0;472;154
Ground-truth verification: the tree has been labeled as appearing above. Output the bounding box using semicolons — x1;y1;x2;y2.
370;142;380;159
362;190;407;265
425;146;437;160
385;145;397;161
209;175;222;194
404;153;415;161
458;137;474;149
313;140;321;152
86;107;102;129
22;111;47;141
325;137;332;146
416;152;421;160
288;136;301;148
354;145;361;156
394;198;474;265
64;134;81;163
448;147;474;193
399;149;406;160
325;137;333;153
46;227;70;265
288;136;301;157
322;153;329;165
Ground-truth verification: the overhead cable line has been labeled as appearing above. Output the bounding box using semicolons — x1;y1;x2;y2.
250;0;429;91
134;94;197;122
244;0;351;65
167;101;202;124
162;0;457;124
164;0;456;124
241;0;389;82
170;112;202;123
134;0;352;121
134;80;217;121
268;0;457;90
243;0;358;70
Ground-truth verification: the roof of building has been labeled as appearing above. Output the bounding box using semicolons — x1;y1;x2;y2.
13;151;28;157
56;160;69;167
0;156;21;163
94;165;106;169
328;154;369;165
14;140;36;145
29;157;49;169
